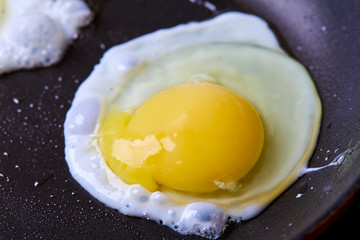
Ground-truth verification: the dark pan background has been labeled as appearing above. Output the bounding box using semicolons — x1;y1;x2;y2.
0;0;359;239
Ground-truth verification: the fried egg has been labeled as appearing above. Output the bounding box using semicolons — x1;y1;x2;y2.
64;12;322;239
0;0;92;75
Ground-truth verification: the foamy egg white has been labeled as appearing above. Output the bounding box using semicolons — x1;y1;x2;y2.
64;12;322;239
0;0;92;75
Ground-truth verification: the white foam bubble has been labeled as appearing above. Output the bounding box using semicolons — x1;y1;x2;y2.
0;0;92;75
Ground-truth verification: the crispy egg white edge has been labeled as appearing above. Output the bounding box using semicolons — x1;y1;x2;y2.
63;12;294;238
0;0;93;75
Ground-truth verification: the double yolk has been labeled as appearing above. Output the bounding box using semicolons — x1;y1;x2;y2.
98;82;264;193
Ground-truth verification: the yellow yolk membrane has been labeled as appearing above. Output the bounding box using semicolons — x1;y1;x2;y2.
98;82;264;193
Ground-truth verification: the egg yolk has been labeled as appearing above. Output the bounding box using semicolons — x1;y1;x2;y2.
98;82;264;193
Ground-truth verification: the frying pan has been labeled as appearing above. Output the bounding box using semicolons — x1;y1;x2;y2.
0;0;359;239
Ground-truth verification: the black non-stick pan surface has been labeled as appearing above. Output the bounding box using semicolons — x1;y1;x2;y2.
1;0;359;239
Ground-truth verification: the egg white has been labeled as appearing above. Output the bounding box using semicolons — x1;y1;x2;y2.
0;0;92;75
64;12;321;239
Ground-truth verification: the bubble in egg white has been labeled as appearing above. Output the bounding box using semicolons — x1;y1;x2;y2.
66;98;101;135
178;203;227;238
0;0;92;75
64;12;322;239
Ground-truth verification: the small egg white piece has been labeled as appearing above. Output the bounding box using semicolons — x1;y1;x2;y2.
64;12;322;239
0;0;92;75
